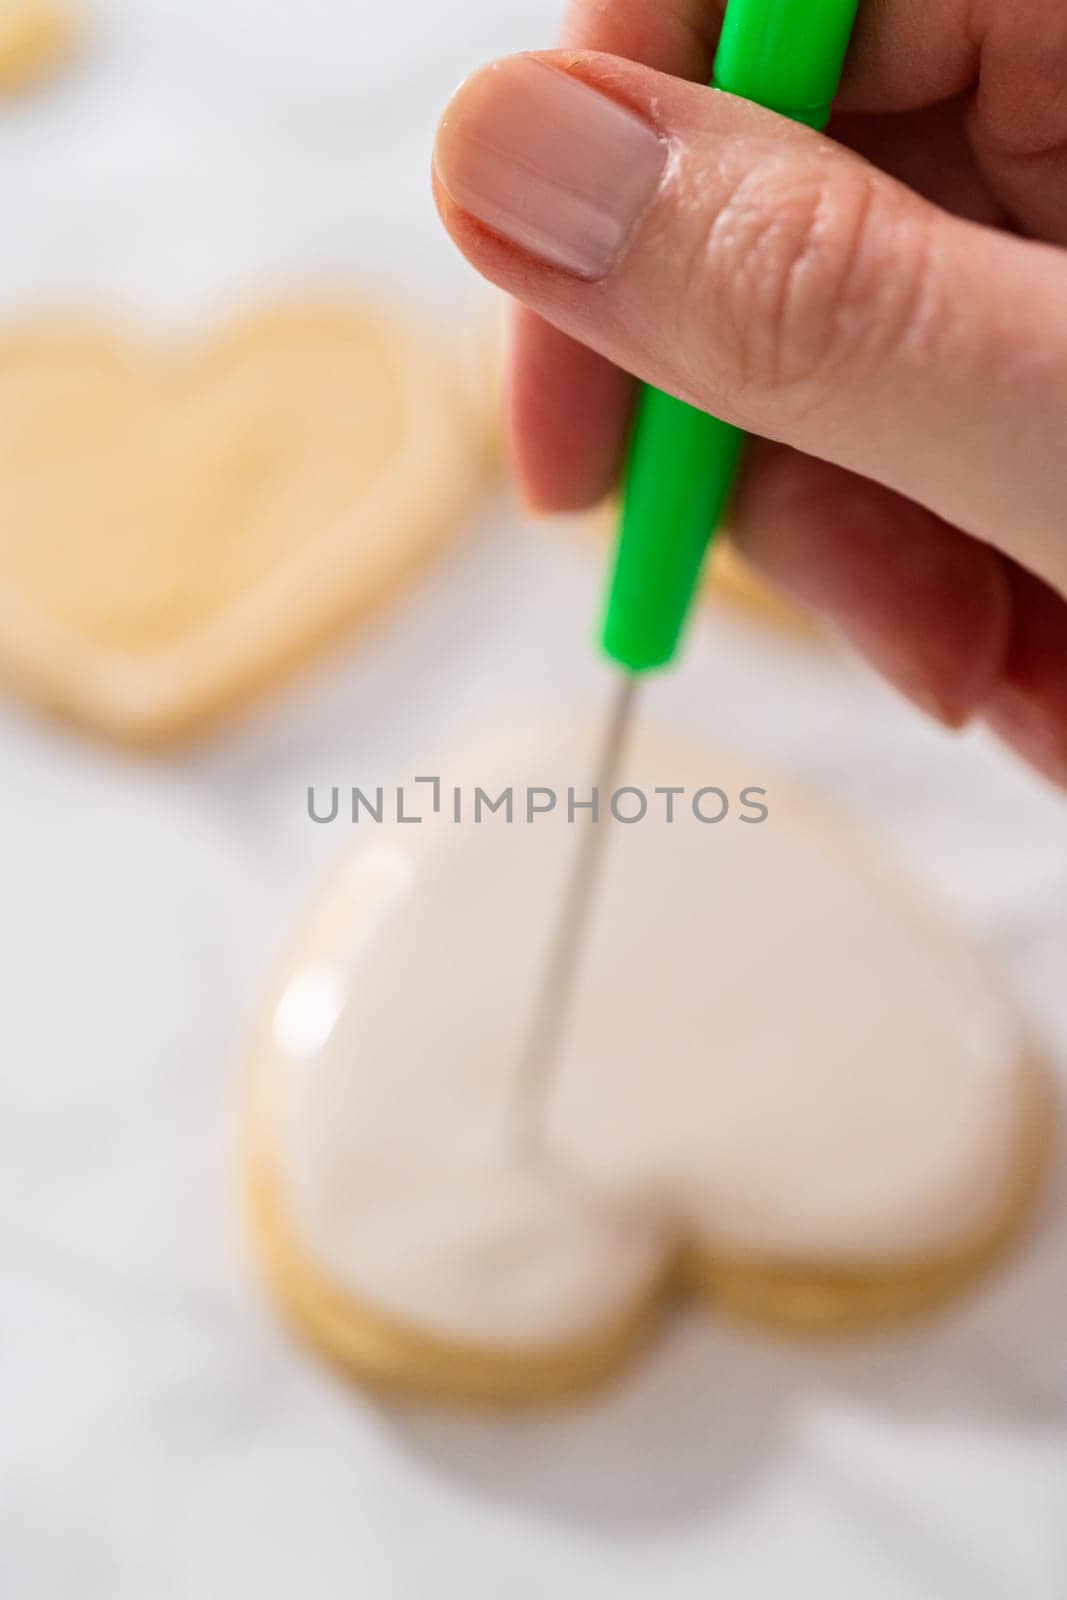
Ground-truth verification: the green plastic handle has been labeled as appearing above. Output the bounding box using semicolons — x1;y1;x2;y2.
600;0;861;673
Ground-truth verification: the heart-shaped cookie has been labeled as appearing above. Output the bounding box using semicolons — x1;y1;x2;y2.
244;723;1050;1404
0;302;488;741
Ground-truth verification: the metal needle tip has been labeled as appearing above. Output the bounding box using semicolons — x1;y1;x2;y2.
507;675;640;1158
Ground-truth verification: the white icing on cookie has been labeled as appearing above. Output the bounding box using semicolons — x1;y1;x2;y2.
255;723;1033;1350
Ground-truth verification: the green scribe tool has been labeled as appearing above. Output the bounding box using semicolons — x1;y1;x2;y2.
602;0;862;674
512;0;862;1145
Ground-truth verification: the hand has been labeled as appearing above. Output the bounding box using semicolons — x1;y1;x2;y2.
433;2;1067;787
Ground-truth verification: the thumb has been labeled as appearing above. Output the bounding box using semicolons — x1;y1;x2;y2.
434;52;1067;600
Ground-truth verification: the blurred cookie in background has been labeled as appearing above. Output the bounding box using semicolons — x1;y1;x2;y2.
0;300;492;743
0;1;79;97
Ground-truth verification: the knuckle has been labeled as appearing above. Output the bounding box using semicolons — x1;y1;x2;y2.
690;158;937;411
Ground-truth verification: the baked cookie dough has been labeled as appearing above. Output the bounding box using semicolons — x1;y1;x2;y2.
0;302;488;741
0;2;77;96
245;722;1050;1404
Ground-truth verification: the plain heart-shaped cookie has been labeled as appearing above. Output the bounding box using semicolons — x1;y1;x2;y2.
0;302;487;741
243;722;1050;1404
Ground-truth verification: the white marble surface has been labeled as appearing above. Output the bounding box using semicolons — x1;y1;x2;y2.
2;2;1067;1595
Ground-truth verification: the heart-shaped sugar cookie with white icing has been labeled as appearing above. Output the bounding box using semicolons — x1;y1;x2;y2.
0;302;487;741
244;723;1050;1404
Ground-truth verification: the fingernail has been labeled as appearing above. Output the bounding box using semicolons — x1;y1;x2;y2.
435;56;667;281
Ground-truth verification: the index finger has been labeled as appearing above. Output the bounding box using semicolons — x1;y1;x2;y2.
558;0;978;113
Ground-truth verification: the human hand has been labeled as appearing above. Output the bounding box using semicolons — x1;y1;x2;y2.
433;2;1067;786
